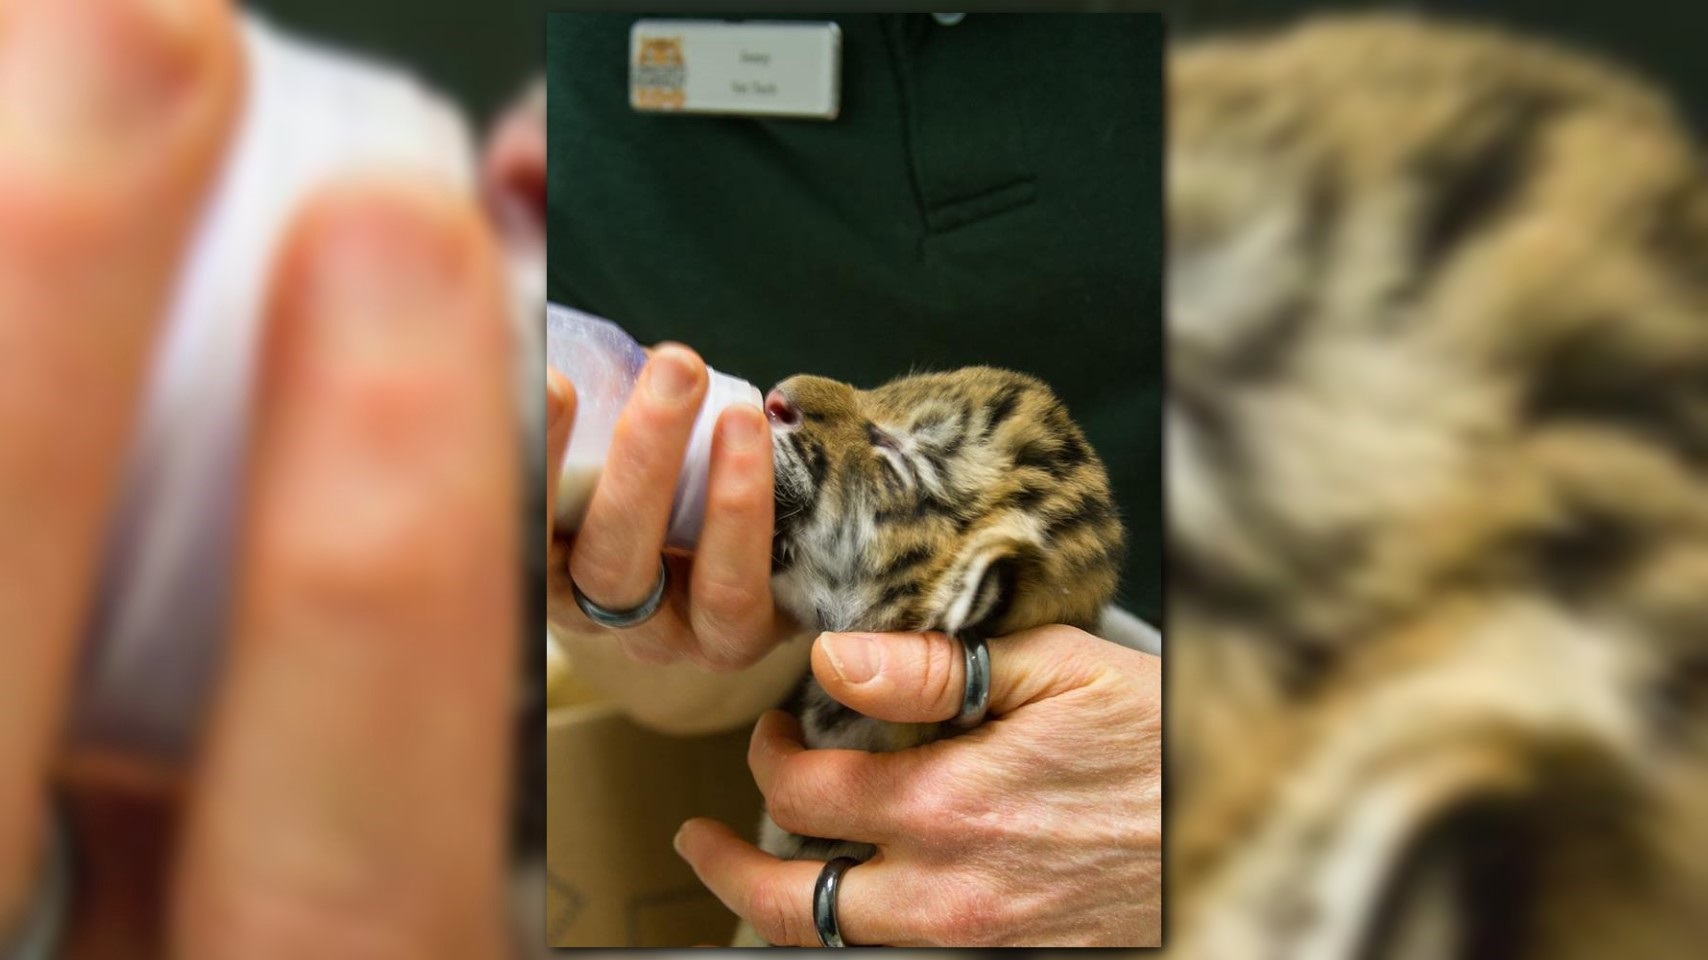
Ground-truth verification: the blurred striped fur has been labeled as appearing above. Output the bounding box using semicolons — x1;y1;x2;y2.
1170;14;1708;960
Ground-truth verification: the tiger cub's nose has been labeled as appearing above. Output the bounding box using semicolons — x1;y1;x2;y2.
765;388;801;429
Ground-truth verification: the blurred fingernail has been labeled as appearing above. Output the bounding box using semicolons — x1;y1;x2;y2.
305;186;477;362
547;369;568;428
4;0;203;158
722;407;764;451
648;349;700;404
672;823;689;856
822;633;880;685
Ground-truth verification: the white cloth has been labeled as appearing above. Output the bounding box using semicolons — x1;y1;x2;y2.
1101;604;1164;657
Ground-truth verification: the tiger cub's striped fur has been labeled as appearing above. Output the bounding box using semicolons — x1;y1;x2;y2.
1170;15;1708;960
762;367;1125;862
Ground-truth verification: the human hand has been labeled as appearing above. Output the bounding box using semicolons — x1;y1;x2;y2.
674;625;1164;947
544;347;793;672
0;1;518;955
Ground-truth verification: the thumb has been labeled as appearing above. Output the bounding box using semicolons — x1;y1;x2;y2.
810;625;1112;724
545;367;573;545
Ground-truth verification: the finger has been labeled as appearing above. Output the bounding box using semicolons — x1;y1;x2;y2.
0;0;238;914
546;540;693;667
746;711;907;844
673;819;904;948
173;181;515;957
546;367;574;545
480;80;545;249
613;559;698;665
564;346;706;663
687;404;777;670
811;625;1116;724
568;345;705;611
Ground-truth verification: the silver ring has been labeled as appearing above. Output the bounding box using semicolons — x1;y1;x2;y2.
953;634;991;728
813;856;861;948
571;558;668;629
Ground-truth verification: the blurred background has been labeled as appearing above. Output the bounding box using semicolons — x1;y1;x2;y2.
1163;3;1708;960
1167;0;1708;133
248;0;536;123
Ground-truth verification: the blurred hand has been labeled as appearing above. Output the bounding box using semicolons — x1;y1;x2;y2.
545;347;794;672
675;626;1164;947
0;1;517;957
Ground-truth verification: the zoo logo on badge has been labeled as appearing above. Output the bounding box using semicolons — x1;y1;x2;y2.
631;37;686;110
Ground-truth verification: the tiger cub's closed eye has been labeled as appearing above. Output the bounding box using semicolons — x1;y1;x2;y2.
865;421;901;451
867;422;911;486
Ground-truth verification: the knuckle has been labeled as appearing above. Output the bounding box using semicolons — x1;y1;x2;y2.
748;878;806;946
254;495;474;610
297;180;486;263
630;390;690;433
1024;624;1099;670
764;773;810;835
899;779;956;836
336;368;461;453
705;469;768;518
693;574;766;623
0;0;235;202
286;187;496;361
765;756;842;836
893;763;995;850
920;635;963;716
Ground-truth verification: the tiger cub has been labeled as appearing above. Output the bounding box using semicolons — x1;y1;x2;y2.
1169;14;1708;960
761;366;1126;863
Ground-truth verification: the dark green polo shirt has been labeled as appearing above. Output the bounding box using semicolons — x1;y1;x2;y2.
547;12;1162;623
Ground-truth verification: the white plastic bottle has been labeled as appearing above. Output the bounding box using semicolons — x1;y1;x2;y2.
547;303;762;550
73;14;520;760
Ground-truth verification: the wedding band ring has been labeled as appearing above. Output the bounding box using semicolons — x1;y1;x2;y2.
813;856;861;948
571;558;669;629
953;634;992;728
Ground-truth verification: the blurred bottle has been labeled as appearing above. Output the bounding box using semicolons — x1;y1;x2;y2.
73;13;532;761
546;303;762;550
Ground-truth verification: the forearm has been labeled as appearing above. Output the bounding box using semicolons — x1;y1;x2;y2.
548;627;812;735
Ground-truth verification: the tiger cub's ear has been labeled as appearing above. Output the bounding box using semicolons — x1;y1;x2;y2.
931;518;1046;639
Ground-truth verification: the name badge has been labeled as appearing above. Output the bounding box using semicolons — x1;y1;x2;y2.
630;20;841;120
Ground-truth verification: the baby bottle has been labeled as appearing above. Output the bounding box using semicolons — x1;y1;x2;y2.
73;13;519;761
547;303;762;550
